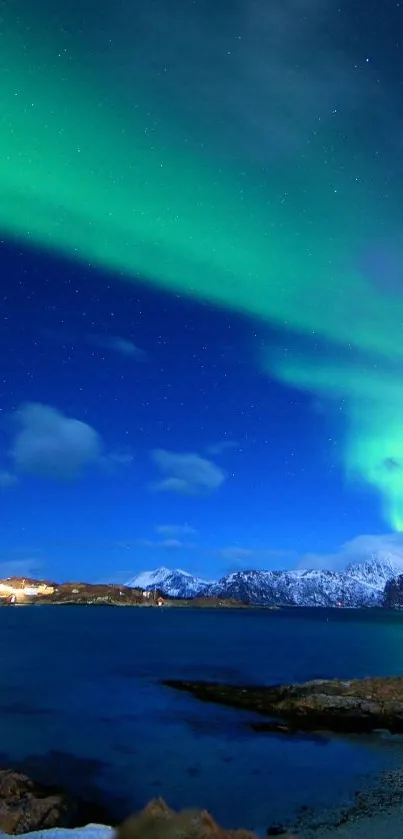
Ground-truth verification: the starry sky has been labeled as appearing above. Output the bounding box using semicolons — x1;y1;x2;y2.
1;0;403;583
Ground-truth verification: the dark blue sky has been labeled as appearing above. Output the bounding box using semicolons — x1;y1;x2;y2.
0;241;382;583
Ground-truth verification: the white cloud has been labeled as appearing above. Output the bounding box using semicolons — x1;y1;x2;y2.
0;470;18;489
11;403;102;480
299;533;403;570
151;449;226;495
155;524;198;537
89;334;146;360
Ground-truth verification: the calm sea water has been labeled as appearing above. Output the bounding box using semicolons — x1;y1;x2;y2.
1;606;403;834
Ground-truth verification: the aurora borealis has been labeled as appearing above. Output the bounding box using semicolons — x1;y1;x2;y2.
1;0;403;578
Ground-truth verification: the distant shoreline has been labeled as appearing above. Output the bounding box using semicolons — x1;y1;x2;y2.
0;575;267;609
3;599;274;609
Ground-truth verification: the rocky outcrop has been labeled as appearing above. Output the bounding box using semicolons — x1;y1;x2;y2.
0;767;116;835
163;675;403;734
0;769;74;834
384;574;403;608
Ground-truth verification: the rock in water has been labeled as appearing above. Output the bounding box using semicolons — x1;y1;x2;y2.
163;675;403;734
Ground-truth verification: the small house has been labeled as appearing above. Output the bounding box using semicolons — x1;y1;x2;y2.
157;596;164;607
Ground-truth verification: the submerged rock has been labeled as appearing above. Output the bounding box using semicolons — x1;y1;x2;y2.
163;675;403;734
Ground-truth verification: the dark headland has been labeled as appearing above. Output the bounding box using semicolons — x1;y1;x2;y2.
163;675;403;735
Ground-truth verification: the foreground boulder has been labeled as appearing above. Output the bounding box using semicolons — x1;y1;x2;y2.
163;675;403;734
118;798;259;839
0;769;74;834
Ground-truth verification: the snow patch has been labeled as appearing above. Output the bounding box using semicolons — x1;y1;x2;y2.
0;826;113;839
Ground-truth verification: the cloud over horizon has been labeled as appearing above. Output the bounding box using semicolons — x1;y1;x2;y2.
299;532;403;571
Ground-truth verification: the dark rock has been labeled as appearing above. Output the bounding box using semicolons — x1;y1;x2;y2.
163;675;403;734
0;768;74;834
0;752;118;834
4;751;119;826
266;825;287;835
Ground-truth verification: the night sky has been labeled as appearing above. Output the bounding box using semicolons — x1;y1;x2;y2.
1;0;403;583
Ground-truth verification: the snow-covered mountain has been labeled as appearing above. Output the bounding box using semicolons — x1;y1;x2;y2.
209;567;376;607
126;553;403;606
210;553;403;607
125;567;212;598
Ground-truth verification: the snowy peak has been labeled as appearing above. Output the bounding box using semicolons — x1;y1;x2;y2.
345;552;403;588
125;567;211;598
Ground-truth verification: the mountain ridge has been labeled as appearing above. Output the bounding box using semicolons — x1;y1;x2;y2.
126;553;403;607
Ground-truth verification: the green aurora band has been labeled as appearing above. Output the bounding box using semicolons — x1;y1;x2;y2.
2;22;403;528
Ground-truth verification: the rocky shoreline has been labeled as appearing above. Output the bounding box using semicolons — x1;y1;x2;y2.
3;759;403;839
5;766;403;839
5;675;403;837
163;675;403;734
